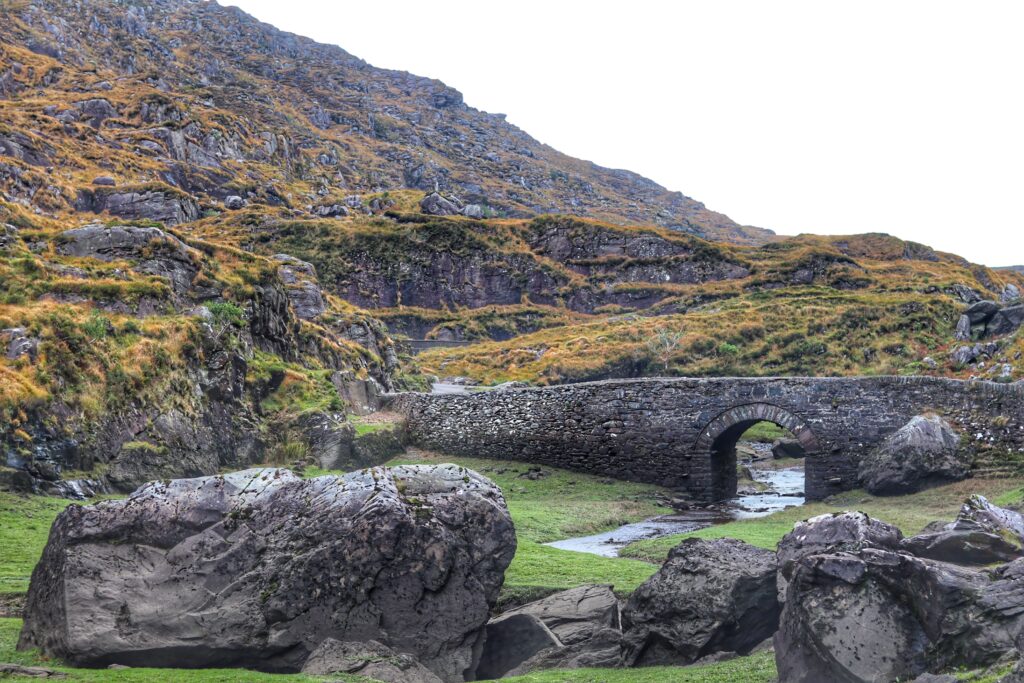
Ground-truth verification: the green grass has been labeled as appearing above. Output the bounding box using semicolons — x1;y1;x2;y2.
0;492;76;595
386;451;668;600
738;421;790;442
501;650;777;682
622;476;1024;563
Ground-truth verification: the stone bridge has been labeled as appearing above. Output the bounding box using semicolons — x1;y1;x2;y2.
389;377;1024;501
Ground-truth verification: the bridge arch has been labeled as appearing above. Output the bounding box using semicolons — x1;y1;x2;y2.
695;403;820;500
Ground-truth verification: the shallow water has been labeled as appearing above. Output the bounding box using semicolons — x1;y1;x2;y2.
545;464;805;557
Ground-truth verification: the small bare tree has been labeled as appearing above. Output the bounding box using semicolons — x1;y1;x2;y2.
646;326;684;374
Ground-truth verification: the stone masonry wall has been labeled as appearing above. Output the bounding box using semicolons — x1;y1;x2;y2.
388;377;1024;501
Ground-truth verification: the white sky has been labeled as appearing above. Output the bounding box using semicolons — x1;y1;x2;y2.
227;0;1024;266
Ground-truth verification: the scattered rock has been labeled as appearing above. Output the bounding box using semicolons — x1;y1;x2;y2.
18;466;516;680
0;663;66;678
462;204;483;219
1002;283;1021;303
224;195;244;210
313;203;348;217
300;639;442;683
91;175;116;187
857;414;970;495
620;538;779;666
771;438;806;460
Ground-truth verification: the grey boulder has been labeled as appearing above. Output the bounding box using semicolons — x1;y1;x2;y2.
18;465;516;681
989;305;1024;337
479;584;622;676
857;414;970;495
771;438;806;460
420;192;462;216
903;495;1024;565
224;195;244;210
775;523;1024;683
620;538;779;666
301;639;442;683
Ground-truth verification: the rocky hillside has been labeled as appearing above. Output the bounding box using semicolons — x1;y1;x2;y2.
1;0;1022;502
0;0;772;244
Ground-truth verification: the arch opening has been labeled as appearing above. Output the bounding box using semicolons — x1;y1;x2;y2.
696;403;819;501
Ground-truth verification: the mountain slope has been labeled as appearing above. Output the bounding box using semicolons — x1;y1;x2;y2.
0;0;772;243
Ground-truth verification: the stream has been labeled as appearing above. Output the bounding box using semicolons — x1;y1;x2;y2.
545;464;806;558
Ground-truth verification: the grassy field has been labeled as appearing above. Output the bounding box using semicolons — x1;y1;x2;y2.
0;491;76;596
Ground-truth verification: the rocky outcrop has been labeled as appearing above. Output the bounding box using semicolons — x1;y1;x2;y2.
620;538;779;666
956;298;1024;340
55;224;200;296
274;253;326;320
75;186;200;225
18;465;516;681
902;495;1024;565
857;414;970;495
300;639;442;683
775;506;1024;683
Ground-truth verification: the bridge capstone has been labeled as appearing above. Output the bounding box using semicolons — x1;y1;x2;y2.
388;377;1024;501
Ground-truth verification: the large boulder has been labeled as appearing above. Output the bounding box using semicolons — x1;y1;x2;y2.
18;466;516;681
857;414;970;495
775;516;1024;683
620;538;779;666
903;495;1024;565
301;639;442;683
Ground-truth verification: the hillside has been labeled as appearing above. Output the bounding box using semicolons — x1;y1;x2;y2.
0;0;1022;500
0;0;772;244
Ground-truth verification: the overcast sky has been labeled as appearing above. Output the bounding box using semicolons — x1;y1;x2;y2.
228;0;1023;266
